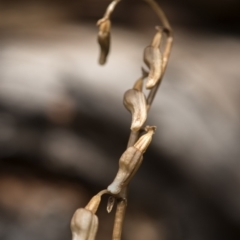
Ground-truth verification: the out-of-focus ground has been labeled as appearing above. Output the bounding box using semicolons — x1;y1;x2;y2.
0;0;240;240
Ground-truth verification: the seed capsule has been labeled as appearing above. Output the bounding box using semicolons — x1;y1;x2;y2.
134;126;156;153
107;146;143;194
123;89;147;132
144;30;163;89
107;126;156;195
97;19;111;65
71;208;98;240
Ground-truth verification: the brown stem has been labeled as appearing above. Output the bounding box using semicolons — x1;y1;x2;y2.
112;192;127;240
143;0;172;32
127;131;140;148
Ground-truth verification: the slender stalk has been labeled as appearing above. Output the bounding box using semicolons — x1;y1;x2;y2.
104;0;121;19
98;0;121;24
112;200;127;240
143;0;172;32
127;131;140;148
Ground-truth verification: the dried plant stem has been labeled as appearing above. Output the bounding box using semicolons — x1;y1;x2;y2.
143;0;172;31
127;131;140;148
112;199;127;240
104;0;121;19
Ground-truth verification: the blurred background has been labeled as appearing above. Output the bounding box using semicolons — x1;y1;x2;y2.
0;0;240;240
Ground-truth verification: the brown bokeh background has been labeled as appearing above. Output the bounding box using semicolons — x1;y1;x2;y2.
0;0;240;240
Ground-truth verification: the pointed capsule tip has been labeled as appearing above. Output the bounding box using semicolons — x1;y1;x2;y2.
145;125;156;133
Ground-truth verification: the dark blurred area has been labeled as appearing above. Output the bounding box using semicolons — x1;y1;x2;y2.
0;0;240;240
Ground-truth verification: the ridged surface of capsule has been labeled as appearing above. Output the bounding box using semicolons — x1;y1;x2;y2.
143;46;163;89
107;146;143;194
123;89;147;132
71;208;98;240
134;126;156;153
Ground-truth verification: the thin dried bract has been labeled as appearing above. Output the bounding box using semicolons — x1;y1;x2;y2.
107;196;116;213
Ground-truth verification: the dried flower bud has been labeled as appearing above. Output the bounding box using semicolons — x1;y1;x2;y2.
71;208;98;240
144;30;163;89
134;126;156;153
97;19;111;65
123;89;147;132
107;146;143;194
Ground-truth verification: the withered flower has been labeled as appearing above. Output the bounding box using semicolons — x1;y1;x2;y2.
107;126;156;194
97;19;111;65
71;190;108;240
134;126;156;153
123;89;147;132
71;208;98;240
143;27;163;89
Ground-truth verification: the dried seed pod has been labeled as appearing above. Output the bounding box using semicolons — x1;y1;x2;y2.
123;89;147;132
71;208;98;240
107;127;156;194
97;19;111;65
107;146;143;194
144;30;163;89
144;47;162;89
134;126;156;153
